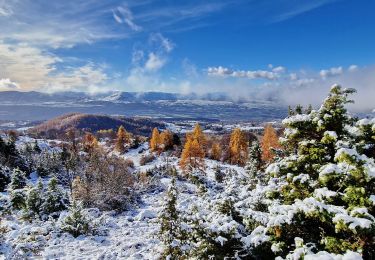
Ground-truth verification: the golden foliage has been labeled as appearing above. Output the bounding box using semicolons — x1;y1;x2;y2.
115;125;130;153
179;123;206;171
83;132;99;154
261;124;281;162
210;142;222;161
229;128;248;165
150;127;161;152
160;129;174;150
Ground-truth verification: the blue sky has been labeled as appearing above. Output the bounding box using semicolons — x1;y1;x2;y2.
0;0;374;109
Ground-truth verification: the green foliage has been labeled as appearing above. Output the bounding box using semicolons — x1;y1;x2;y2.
9;168;27;190
0;166;11;192
26;179;44;216
41;177;68;216
10;189;26;210
261;85;375;258
61;201;91;237
158;178;188;259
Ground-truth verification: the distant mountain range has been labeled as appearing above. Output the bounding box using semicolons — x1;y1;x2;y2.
0;90;286;122
0;90;242;104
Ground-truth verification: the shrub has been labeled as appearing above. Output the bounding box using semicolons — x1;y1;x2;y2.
139;154;156;166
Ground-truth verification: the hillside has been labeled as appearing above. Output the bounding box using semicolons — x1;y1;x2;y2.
29;113;164;136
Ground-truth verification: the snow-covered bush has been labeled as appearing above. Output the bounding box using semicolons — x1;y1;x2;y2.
61;201;92;237
41;177;68;217
243;85;375;259
158;178;189;259
0;165;11;192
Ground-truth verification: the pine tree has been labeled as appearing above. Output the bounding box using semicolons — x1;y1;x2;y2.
115;125;130;153
9;168;27;190
251;85;375;258
150;127;161;152
159;178;187;259
229;128;248;165
10;189;26;210
8;168;28;210
41;177;68;216
61;201;91;237
261;124;281;163
245;140;262;181
26;178;44;216
0;165;11;192
33;140;41;153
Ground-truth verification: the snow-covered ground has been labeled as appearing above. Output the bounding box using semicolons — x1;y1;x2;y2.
0;140;211;259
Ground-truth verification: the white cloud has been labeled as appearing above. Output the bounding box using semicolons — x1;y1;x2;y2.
150;33;175;53
144;52;166;71
319;66;343;79
207;66;284;80
113;6;142;32
0;78;19;90
0;42;108;92
272;0;337;23
290;73;298;81
272;66;286;73
348;64;359;72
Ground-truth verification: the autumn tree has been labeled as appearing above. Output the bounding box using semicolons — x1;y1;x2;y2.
229;128;248;165
83;133;98;154
150;127;161;152
180;124;206;171
261;124;281;163
210;142;222;161
115;125;130;153
66;128;77;153
191;123;207;150
160;130;174;151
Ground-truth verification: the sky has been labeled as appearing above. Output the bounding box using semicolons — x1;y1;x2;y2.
0;0;374;110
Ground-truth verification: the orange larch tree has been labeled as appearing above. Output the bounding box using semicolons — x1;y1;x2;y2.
150;127;161;152
160;129;174;151
210;142;222;161
261;124;281;163
83;132;99;154
229;128;248;165
115;125;130;153
180;123;206;171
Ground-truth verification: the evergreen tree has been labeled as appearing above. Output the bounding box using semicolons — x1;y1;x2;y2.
8;168;28;210
9;189;26;210
249;85;375;258
159;178;187;259
245;140;263;184
26;178;44;216
61;201;91;237
9;168;27;190
0;165;11;192
33;140;41;153
41;177;68;216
